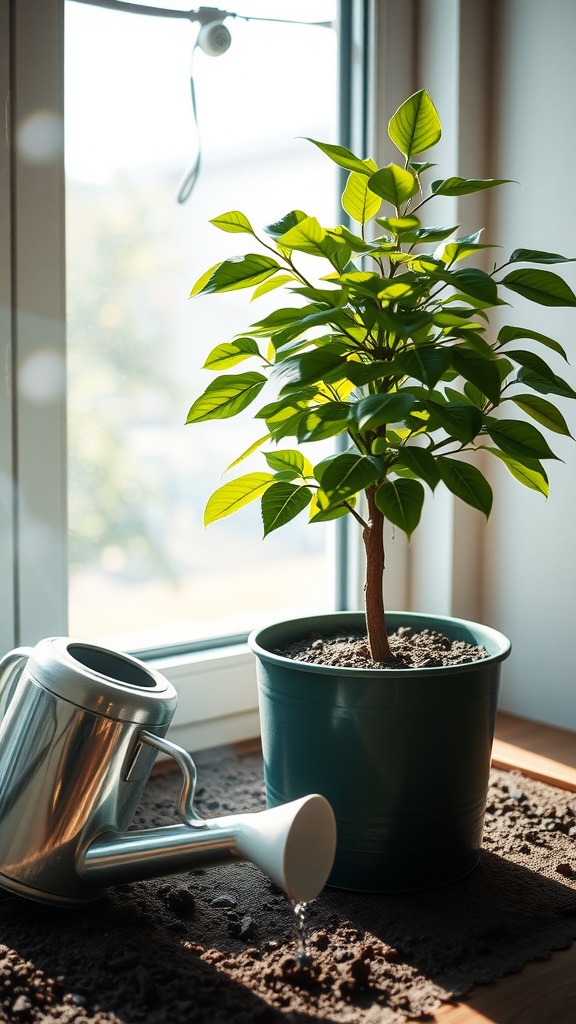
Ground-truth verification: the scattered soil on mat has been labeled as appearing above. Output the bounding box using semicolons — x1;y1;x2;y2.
2;753;576;1024
277;624;488;669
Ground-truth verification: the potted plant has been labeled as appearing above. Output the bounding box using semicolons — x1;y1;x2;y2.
186;90;576;890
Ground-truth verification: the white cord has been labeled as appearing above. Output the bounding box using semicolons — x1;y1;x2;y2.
69;0;333;202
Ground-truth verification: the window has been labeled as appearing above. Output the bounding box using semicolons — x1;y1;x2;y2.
62;2;342;655
2;1;370;733
64;0;344;653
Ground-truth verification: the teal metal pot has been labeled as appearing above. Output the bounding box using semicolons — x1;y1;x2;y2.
249;611;511;892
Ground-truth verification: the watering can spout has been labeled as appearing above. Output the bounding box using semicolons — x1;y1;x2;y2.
80;793;337;904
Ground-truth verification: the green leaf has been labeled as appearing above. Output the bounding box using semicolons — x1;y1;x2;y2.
265;210;308;239
400;225;459;243
204;473;274;525
277;216;327;254
309;489;354;523
437;236;496;266
505;348;571;388
508;249;576;265
225;434;271;472
203;337;261;370
409;160;437;173
190;262;220;296
426;399;483;444
437;457;493;517
440;385;473;405
518;367;576;400
434;310;479;328
377;215;420;235
450;348;502;404
484;417;560;460
511;394;573;436
264;449;313;478
261;481;312;536
497;325;567;361
388;89;441;160
305;138;370;175
342;160;382;224
368;164;419;208
371;437;391;454
267;408;309;442
483;447;549;496
297;402;350;442
278;216;350;269
395;446;441;490
443;267;499;305
186;372;266;422
464;381;487;409
375;478;425;537
395;348;452;389
444;292;492;315
320;453;383;503
192;254;281;295
270;307;350;350
431;176;512;197
313;451;345;483
377;280;415;302
275;345;349;392
327;225;380;253
250;306;317;336
352;392;417;431
251;274;296;300
256;393;309;422
210;210;255;234
291;285;346;304
502;268;576;306
339;360;393;387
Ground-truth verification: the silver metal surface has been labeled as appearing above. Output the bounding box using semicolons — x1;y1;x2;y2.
0;638;336;907
0;638;177;903
81;822;239;886
139;731;207;829
23;637;177;723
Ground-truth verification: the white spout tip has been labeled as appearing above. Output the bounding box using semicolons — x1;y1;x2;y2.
283;793;337;903
235;794;336;903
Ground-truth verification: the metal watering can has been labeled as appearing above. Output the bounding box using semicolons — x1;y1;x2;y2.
0;638;336;908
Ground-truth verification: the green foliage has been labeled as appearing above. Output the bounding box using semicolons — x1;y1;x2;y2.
187;87;575;562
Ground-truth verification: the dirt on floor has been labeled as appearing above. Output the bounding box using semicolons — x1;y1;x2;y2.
1;752;576;1024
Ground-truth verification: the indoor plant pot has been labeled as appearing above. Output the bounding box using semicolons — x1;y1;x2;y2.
250;610;510;891
186;89;575;892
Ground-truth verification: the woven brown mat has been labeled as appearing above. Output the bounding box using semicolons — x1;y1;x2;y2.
1;748;576;1023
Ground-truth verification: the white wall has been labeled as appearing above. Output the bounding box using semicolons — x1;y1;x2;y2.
373;0;576;731
480;0;576;729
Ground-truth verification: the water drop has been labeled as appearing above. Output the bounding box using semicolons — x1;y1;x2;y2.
293;901;312;967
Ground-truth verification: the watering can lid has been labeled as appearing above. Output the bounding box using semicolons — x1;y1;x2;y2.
24;637;178;725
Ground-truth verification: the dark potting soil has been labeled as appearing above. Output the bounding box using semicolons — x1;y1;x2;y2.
1;748;576;1023
277;624;488;669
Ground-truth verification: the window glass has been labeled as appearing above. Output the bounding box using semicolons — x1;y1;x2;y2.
64;0;339;650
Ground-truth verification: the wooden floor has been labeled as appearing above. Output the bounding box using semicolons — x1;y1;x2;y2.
409;711;576;1024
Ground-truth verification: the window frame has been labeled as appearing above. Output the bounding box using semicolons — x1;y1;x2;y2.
2;0;371;750
0;0;15;657
2;0;68;655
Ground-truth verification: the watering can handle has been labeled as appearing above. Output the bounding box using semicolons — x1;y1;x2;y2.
139;730;207;830
0;647;32;725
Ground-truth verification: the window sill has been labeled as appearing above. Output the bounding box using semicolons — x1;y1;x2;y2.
150;642;260;754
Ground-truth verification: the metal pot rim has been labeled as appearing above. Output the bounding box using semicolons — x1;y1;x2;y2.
25;637;177;724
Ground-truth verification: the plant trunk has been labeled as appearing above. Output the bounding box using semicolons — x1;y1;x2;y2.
363;486;392;662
